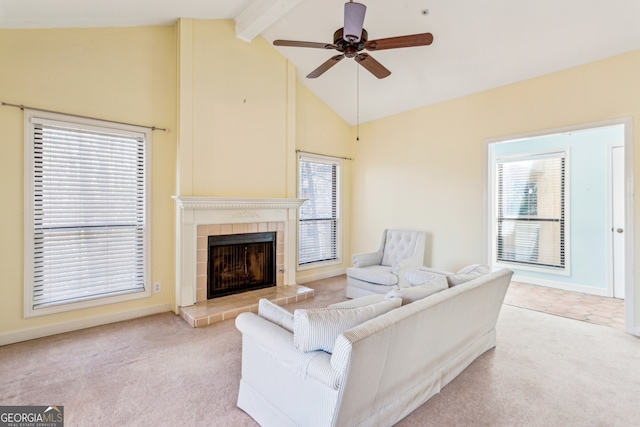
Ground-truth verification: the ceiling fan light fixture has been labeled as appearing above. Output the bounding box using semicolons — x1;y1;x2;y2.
343;1;366;42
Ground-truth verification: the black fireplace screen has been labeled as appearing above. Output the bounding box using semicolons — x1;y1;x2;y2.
207;232;276;299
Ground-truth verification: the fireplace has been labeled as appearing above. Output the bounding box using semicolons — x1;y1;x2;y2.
208;232;276;298
172;196;306;311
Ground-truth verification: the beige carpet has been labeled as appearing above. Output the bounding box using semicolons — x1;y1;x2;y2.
1;276;639;427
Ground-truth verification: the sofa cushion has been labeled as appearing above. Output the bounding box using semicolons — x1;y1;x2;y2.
345;265;398;286
258;298;294;332
293;297;402;353
448;264;490;286
385;280;448;305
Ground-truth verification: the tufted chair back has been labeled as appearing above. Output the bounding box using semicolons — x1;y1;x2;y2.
381;229;425;267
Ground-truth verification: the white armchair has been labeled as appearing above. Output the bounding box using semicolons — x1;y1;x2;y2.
346;229;426;298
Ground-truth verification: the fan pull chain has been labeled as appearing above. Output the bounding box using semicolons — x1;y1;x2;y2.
356;64;360;141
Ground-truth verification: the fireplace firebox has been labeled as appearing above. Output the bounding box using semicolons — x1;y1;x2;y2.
207;232;276;299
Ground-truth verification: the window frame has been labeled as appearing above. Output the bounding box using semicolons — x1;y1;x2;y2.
492;149;571;275
296;152;342;270
23;110;152;318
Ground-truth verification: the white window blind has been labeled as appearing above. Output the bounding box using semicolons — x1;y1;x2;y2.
27;114;149;311
298;154;341;266
497;152;566;269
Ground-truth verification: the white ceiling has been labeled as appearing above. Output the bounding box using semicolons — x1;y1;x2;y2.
3;0;640;125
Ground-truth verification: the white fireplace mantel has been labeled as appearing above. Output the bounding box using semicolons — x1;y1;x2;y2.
174;196;306;211
172;196;306;312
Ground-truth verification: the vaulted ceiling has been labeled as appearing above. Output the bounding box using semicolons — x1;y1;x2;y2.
3;0;640;125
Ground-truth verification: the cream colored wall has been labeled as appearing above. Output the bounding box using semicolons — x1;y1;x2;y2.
0;27;177;339
352;50;640;331
177;19;352;283
177;19;289;198
295;81;353;282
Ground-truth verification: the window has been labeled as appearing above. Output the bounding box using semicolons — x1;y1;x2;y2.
496;151;566;270
297;153;341;267
24;111;151;316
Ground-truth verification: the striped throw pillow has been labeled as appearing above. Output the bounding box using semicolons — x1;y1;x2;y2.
293;297;402;353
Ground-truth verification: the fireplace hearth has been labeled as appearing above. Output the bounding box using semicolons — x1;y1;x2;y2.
208;232;276;299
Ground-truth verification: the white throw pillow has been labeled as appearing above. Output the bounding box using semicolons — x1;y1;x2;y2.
385;280;448;305
416;264;490;287
405;269;449;287
293;297;402;353
258;298;294;332
448;264;490;286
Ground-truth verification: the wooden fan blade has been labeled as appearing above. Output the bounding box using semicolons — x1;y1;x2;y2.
355;53;391;79
307;55;345;78
365;33;433;51
273;40;337;49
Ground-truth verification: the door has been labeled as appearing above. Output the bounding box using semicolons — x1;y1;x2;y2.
611;145;625;299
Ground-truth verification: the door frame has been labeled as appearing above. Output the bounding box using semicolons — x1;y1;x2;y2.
607;143;625;298
483;117;636;336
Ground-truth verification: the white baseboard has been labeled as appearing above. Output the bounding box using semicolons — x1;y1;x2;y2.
511;275;609;297
0;303;172;346
624;313;640;336
296;268;346;285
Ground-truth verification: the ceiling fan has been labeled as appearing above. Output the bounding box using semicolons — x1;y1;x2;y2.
273;1;433;79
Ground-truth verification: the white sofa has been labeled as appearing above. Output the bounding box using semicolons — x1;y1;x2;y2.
235;268;513;427
346;229;426;299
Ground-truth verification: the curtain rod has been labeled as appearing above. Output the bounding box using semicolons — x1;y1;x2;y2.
296;149;353;161
1;101;169;132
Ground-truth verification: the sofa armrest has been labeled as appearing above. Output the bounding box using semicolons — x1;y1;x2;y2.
236;311;293;352
236;312;342;389
352;251;383;268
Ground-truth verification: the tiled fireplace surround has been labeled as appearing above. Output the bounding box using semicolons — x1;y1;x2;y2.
173;196;312;327
195;221;285;302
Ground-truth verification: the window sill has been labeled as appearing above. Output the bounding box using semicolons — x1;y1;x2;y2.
24;287;152;318
297;258;342;271
494;261;570;276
